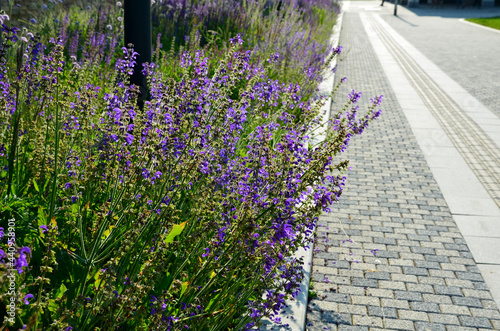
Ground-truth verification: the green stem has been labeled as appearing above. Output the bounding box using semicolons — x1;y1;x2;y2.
6;85;21;197
48;84;60;221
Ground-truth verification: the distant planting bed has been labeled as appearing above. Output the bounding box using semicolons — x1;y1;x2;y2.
466;17;500;30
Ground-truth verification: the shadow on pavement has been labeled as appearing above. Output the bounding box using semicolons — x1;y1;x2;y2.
396;15;420;26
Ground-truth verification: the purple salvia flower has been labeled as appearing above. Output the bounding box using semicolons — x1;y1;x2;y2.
125;133;134;145
15;247;31;274
40;225;49;234
23;294;34;305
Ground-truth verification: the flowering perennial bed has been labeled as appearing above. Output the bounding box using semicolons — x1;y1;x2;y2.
0;0;381;329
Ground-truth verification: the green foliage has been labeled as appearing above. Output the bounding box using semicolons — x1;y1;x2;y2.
466;16;500;30
0;1;383;330
308;279;318;301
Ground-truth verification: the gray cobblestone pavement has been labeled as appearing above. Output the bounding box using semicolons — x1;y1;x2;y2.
305;4;500;331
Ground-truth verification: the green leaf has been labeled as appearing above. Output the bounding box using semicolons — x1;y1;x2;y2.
55;283;67;300
164;221;187;245
42;176;50;192
33;179;40;192
47;283;68;313
37;206;47;227
180;281;189;297
48;299;57;313
206;292;220;310
71;203;78;214
101;225;114;240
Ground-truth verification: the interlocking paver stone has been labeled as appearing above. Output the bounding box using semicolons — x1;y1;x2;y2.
367;306;397;319
322;312;351;325
422;294;451;304
383;319;415;330
337;304;367;315
325;293;351;304
395;291;423;302
434;285;463;297
415;261;440;270
418;277;446;286
351;315;383;328
458;316;493;329
491;320;500;329
452;296;483;308
456;272;484;282
481;300;499;310
414;322;446;331
439;304;471;316
305;3;500;330
381;299;410;310
351;296;380;306
398;310;429;322
469;308;500;319
379;280;406;291
462;289;493;300
403;267;429;276
406;283;434;294
410;302;440;314
428;314;460;325
337;326;367;331
444;327;476;331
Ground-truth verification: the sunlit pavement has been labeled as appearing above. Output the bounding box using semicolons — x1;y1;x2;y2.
303;2;500;330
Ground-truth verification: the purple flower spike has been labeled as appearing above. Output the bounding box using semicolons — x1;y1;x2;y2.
348;89;362;104
229;34;243;45
23;294;34;305
125;133;134;145
20;247;31;256
16;254;29;274
40;225;48;234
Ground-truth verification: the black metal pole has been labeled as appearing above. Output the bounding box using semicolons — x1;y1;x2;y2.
124;0;151;107
394;0;398;15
